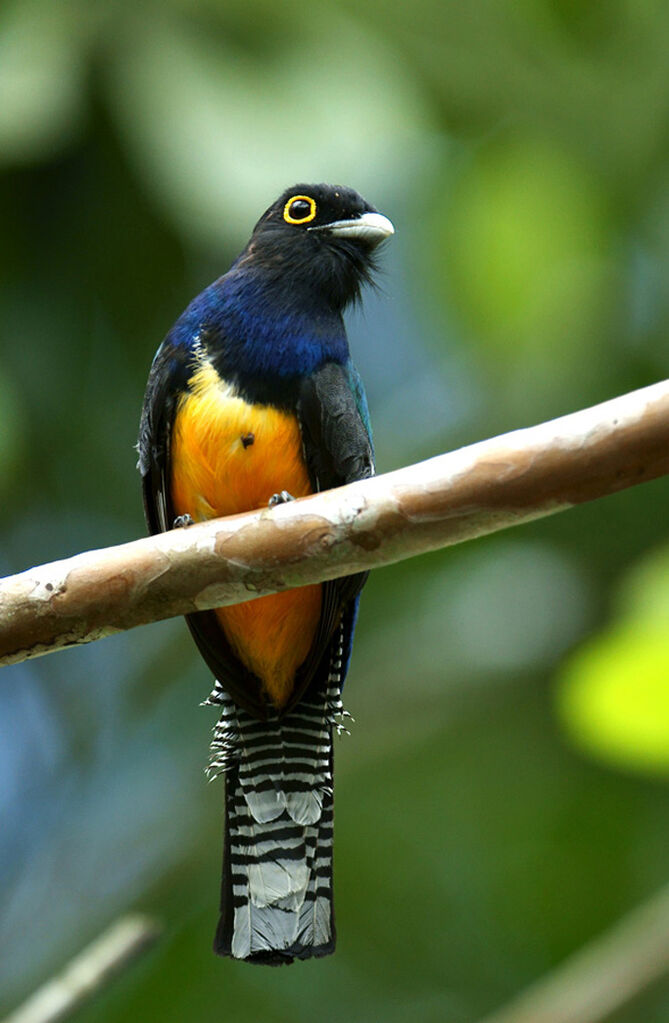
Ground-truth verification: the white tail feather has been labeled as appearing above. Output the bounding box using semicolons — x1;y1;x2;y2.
212;623;347;961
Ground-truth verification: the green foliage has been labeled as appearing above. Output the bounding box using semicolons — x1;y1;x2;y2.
0;0;92;163
105;4;436;246
441;139;609;356
557;545;669;776
0;368;26;495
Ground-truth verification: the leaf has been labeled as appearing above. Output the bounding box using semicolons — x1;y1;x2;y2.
435;136;610;359
615;542;669;631
556;625;669;777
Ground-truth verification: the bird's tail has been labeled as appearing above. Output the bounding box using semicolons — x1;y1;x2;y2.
205;643;348;964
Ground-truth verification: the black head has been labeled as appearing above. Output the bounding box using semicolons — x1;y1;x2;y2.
241;183;394;312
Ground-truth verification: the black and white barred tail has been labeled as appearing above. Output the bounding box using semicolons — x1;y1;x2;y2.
204;630;350;964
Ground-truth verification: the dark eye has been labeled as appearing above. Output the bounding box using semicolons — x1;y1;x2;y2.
290;200;311;218
283;195;317;225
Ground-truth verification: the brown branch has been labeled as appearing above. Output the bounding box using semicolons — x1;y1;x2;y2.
2;915;161;1023
1;379;669;668
476;882;669;1023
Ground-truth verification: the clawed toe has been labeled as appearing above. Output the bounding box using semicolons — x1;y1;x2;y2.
173;513;194;528
268;491;295;508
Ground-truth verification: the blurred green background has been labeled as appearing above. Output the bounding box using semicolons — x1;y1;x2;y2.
2;1;669;1020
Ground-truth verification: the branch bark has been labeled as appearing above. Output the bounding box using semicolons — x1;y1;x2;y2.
2;915;161;1023
476;882;669;1023
2;379;669;668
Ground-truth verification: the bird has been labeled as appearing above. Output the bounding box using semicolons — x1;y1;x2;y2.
138;183;394;964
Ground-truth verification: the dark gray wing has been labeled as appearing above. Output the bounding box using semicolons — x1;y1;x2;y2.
138;336;270;718
297;360;374;491
282;361;375;711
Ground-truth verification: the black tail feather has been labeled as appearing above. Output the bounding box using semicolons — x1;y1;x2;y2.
208;626;346;963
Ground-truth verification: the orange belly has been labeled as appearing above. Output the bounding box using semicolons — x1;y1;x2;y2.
170;360;322;708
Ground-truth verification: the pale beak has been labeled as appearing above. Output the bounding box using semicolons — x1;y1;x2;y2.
310;211;395;246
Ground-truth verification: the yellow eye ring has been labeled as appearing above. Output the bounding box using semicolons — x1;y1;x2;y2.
283;195;317;225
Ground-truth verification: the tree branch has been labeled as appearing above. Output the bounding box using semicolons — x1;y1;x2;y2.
476;882;669;1023
2;915;161;1023
2;379;669;668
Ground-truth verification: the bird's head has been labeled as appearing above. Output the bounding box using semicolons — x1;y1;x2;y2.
241;183;394;312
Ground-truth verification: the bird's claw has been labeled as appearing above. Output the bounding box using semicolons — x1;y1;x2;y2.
173;513;194;528
268;491;295;508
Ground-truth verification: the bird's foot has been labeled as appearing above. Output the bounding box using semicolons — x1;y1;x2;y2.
268;491;295;508
173;513;194;528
